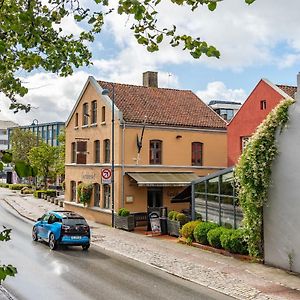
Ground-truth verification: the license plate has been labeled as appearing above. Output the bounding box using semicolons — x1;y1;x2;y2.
71;236;82;240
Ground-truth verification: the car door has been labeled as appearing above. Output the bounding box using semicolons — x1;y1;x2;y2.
44;214;56;239
38;213;50;239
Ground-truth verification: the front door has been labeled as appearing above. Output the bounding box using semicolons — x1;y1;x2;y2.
147;188;163;208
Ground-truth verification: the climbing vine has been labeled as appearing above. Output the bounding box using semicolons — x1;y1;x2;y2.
235;98;295;257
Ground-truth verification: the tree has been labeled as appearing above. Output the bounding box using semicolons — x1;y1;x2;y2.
0;0;256;112
54;130;65;177
0;228;17;283
28;143;58;188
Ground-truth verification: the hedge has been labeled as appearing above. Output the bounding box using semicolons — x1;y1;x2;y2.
193;222;219;245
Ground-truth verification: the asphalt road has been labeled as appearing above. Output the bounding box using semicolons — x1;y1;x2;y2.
0;202;233;300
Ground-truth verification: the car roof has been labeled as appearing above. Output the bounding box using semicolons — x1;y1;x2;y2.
50;210;85;219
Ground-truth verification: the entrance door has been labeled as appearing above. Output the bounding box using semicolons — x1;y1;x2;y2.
147;188;163;208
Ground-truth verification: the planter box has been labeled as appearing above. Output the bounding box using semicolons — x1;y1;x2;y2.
115;215;135;231
167;219;182;237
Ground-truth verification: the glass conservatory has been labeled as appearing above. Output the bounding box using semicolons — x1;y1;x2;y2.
192;167;243;229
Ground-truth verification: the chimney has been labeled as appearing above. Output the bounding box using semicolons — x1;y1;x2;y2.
143;71;158;88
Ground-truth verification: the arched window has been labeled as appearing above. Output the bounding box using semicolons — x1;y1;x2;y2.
149;140;162;164
82;102;89;125
103;184;110;209
91;100;97;124
70;181;76;202
94;140;100;163
104;139;110;163
94;183;100;207
191;142;203;166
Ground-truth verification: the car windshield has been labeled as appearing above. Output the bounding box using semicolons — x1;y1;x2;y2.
62;218;88;226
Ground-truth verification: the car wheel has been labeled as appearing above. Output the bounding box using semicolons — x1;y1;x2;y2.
32;227;38;241
82;244;90;251
49;233;58;250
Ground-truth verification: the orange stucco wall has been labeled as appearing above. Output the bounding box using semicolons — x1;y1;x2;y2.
65;79;227;225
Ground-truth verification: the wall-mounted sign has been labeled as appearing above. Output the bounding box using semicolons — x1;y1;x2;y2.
101;168;112;184
81;173;96;180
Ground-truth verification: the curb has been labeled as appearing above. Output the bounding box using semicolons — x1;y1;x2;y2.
2;199;36;223
0;285;16;300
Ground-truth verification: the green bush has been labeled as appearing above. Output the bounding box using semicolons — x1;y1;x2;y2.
207;227;228;249
34;190;47;198
193;222;219;245
9;184;31;190
175;213;188;224
117;208;130;217
0;183;9;188
220;229;248;255
45;190;56;197
195;212;202;221
168;210;178;220
22;189;34;195
180;220;201;241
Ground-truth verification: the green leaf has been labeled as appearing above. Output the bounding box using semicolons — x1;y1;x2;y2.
208;2;217;11
156;34;163;43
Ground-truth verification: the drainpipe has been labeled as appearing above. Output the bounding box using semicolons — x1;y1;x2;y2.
121;119;126;208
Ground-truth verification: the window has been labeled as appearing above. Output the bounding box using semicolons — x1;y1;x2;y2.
76;141;87;164
0;129;7;135
0;140;8;145
103;184;110;209
75;113;79;127
71;142;76;163
91;100;97;124
241;136;250;152
94;140;100;163
192;142;203;166
71;181;76;201
94;183;100;207
101;106;106;123
149;140;162;164
104;139;110;163
260;100;267;110
82;102;89;126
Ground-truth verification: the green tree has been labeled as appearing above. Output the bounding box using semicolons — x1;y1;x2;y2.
54;130;65;177
28;143;58;188
0;0;256;112
0;228;17;283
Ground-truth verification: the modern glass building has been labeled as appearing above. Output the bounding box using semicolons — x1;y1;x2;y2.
7;121;65;148
191;167;243;229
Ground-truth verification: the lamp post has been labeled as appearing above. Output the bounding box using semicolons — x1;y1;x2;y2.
102;85;115;227
31;119;39;146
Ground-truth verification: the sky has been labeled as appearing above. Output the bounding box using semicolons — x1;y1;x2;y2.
1;0;300;125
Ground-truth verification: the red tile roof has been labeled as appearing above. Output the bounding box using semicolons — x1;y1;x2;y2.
277;85;297;98
98;81;226;130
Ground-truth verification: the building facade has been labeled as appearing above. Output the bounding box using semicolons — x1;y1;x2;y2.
8;121;65;148
208;100;241;122
227;79;296;166
64;72;228;225
0;120;19;151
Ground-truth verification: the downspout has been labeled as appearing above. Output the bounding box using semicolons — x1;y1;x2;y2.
121;117;126;208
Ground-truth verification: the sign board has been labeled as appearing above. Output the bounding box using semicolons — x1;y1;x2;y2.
149;212;161;235
101;168;112;184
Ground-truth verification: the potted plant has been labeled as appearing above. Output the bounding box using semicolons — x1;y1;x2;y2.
167;211;188;237
115;208;135;231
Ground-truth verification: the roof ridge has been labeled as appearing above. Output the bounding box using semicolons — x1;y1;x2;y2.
97;79;192;93
276;84;297;88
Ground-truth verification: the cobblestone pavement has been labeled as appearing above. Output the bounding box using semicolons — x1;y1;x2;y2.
1;188;300;300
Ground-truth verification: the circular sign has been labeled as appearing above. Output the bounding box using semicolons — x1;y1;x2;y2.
101;168;112;180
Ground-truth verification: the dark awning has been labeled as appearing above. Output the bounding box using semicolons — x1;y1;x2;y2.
171;185;191;203
126;172;199;187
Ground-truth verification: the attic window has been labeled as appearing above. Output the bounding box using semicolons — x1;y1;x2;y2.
260;100;267;110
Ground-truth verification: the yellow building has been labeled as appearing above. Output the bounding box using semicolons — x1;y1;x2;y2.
64;72;227;225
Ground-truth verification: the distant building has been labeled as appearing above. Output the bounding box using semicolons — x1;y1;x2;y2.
208;100;241;121
0;120;19;151
8;121;65;148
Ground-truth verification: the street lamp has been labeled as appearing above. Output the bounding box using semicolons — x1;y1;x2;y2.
31;119;39;145
101;85;115;227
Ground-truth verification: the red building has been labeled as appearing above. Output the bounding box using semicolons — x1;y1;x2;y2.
227;79;296;166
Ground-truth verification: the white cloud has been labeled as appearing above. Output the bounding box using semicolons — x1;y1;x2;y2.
196;81;247;104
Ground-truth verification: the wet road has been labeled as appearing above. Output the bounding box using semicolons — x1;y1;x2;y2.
0;203;233;300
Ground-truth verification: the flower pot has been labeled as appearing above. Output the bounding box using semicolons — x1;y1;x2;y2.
115;214;135;231
167;219;181;237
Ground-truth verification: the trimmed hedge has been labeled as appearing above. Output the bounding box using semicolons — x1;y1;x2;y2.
220;229;248;255
168;211;178;221
33;189;56;198
180;220;201;244
9;184;32;190
21;189;34;195
207;227;228;249
118;208;130;217
193;222;219;245
0;183;9;188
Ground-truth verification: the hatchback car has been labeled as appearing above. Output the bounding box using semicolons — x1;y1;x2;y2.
32;210;91;250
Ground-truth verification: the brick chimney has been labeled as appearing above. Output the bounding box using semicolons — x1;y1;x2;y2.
143;71;158;88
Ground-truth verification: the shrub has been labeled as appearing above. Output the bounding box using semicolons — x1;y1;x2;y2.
34;190;47;198
22;189;34;195
175;213;188;224
220;229;248;255
0;183;9;188
168;210;178;220
207;227;227;249
117;208;130;217
195;212;202;221
45;189;56;197
193;222;219;245
9;184;31;190
180;220;201;241
79;184;93;205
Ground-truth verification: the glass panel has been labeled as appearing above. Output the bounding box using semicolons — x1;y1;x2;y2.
220;196;234;229
206;194;219;224
220;172;234;196
235;199;243;228
207;177;219;194
194;195;206;221
195;182;206;194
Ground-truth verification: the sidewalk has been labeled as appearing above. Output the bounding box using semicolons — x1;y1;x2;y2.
1;188;300;300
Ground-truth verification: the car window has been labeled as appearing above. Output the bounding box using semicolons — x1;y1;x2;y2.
62;218;88;226
48;214;62;224
42;214;50;222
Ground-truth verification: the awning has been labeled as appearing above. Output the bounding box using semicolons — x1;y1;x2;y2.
171;186;191;203
126;172;199;187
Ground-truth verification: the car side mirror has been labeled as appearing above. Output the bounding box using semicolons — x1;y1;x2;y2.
37;217;42;221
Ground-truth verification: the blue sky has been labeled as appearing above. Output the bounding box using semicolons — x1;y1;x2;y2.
1;0;300;125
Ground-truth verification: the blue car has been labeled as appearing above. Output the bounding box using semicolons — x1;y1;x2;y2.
32;210;91;250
